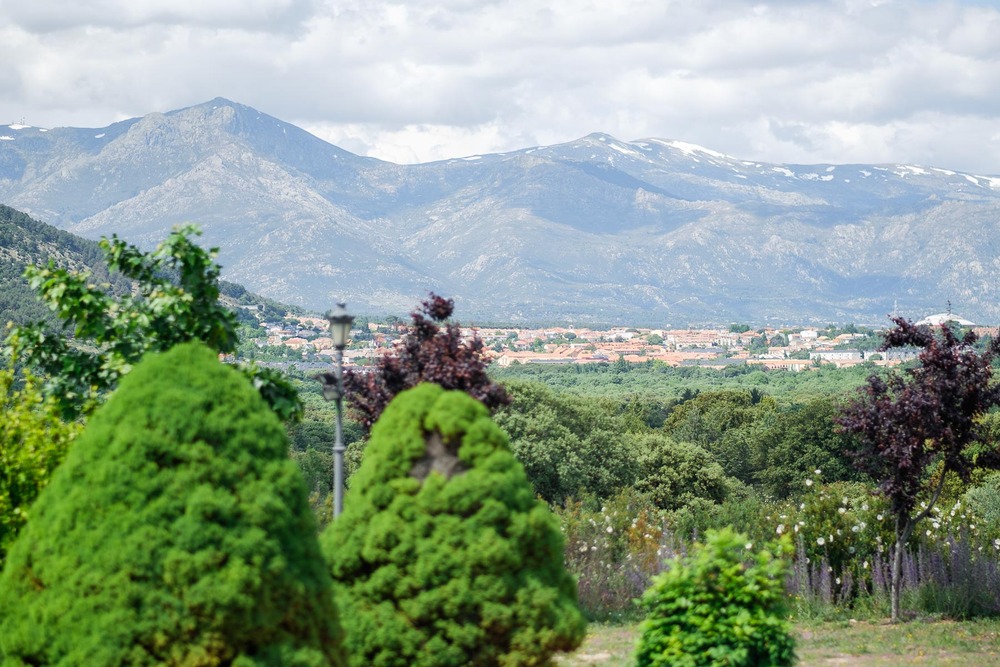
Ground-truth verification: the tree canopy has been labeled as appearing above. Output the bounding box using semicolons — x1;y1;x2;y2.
493;380;640;504
837;317;1000;621
344;293;509;432
4;224;300;421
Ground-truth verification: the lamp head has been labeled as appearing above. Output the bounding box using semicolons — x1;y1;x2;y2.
326;302;355;349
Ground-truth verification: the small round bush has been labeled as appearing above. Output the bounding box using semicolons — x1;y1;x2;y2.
321;383;586;667
0;342;346;666
636;527;795;667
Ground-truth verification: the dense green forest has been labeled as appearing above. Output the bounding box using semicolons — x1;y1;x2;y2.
0;204;127;326
490;359;875;404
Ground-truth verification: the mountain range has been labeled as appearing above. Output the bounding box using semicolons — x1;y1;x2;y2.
2;98;999;326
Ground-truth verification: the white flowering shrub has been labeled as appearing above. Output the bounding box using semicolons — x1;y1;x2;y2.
556;489;675;620
778;470;1000;615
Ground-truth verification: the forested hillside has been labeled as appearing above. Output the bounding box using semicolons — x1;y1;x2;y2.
0;204;293;328
0;204;126;326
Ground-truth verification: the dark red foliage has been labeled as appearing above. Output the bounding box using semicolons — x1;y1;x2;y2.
343;293;510;432
837;317;1000;518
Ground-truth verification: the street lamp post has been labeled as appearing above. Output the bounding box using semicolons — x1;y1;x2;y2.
315;303;354;518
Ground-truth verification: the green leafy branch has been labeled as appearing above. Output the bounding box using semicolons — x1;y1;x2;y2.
4;224;301;421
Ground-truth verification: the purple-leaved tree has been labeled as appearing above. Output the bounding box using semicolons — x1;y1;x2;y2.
836;317;1000;622
343;293;510;432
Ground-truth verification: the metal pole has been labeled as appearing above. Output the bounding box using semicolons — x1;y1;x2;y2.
333;346;345;518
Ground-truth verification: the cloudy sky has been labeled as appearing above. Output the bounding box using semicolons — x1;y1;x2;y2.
3;0;1000;173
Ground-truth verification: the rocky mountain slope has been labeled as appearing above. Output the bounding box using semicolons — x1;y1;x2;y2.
2;98;998;325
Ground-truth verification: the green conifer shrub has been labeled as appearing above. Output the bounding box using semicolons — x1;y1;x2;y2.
0;342;345;666
635;527;795;667
321;383;586;667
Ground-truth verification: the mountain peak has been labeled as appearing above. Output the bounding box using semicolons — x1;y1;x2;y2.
4;101;1000;324
646;138;735;161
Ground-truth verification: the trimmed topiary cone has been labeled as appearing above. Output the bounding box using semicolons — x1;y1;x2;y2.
0;342;346;666
322;383;586;667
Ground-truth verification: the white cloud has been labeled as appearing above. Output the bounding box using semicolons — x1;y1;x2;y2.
2;0;1000;173
0;0;316;32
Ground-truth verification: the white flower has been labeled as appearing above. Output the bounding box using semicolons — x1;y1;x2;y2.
745;542;753;550
805;479;814;487
838;507;847;515
606;526;613;534
862;503;870;511
877;514;884;521
776;524;785;535
815;469;822;475
932;522;940;529
816;537;826;546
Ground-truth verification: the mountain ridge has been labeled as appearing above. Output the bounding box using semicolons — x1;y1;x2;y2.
2;98;998;325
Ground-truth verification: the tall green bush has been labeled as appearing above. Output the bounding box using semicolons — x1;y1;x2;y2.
322;383;586;667
635;527;795;667
0;342;345;666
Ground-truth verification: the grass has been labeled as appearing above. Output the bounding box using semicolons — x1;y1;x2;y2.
556;618;1000;666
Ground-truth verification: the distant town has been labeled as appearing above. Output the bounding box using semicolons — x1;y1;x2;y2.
242;308;991;373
